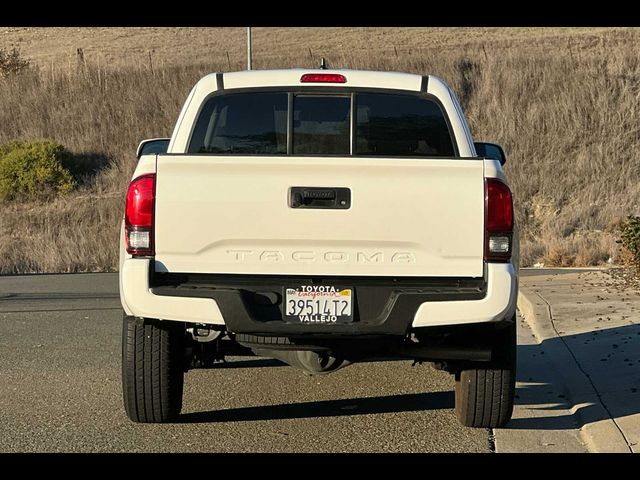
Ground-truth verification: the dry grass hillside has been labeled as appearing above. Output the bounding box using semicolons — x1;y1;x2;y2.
0;26;638;273
2;27;627;70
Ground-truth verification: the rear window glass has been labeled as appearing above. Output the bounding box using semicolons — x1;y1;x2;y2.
188;92;287;154
293;95;350;155
355;93;454;156
187;90;456;157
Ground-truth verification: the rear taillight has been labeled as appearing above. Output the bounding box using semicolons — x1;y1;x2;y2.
485;178;514;262
125;174;156;256
300;73;347;83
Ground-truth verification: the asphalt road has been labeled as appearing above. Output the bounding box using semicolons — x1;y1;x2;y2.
0;273;490;453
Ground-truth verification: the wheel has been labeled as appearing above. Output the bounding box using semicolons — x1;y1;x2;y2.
122;314;186;423
454;318;516;428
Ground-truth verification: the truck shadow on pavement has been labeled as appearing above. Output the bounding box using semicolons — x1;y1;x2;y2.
176;323;640;427
505;322;640;431
176;391;454;424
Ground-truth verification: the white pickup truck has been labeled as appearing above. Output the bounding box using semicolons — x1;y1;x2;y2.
119;68;519;428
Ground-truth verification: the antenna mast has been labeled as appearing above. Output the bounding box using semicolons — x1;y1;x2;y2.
247;27;253;71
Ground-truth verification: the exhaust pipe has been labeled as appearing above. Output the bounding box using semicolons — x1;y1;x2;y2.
254;348;351;375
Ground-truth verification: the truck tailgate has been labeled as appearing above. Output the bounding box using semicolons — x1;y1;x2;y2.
154;155;485;277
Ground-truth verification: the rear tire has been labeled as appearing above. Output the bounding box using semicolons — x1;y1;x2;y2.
454;318;516;428
122;314;185;423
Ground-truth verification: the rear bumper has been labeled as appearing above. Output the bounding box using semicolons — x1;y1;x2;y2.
119;258;225;325
120;259;517;333
413;263;517;327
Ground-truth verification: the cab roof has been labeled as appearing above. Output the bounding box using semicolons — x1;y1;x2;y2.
196;69;442;93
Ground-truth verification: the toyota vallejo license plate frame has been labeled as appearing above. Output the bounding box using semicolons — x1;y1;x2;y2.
283;285;353;324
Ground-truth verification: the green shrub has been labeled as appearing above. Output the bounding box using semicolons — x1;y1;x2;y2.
0;140;76;202
618;215;640;269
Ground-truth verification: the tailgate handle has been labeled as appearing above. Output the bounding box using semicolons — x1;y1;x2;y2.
289;187;351;209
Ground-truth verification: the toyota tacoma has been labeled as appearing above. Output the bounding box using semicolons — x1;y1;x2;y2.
120;68;519;428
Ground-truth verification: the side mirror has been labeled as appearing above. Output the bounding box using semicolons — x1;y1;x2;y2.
136;138;170;159
474;142;507;166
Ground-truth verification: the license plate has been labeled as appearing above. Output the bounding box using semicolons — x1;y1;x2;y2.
284;286;353;324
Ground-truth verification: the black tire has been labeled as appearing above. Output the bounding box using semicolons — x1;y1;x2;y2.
454;318;516;428
122;314;185;423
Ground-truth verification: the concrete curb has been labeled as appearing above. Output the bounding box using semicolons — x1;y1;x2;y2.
517;287;631;453
517;287;555;342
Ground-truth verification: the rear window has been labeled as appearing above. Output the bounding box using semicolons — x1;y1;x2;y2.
355;93;455;157
188;90;455;157
188;92;288;154
293;95;350;155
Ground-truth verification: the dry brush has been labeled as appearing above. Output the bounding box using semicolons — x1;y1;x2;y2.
0;29;639;272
